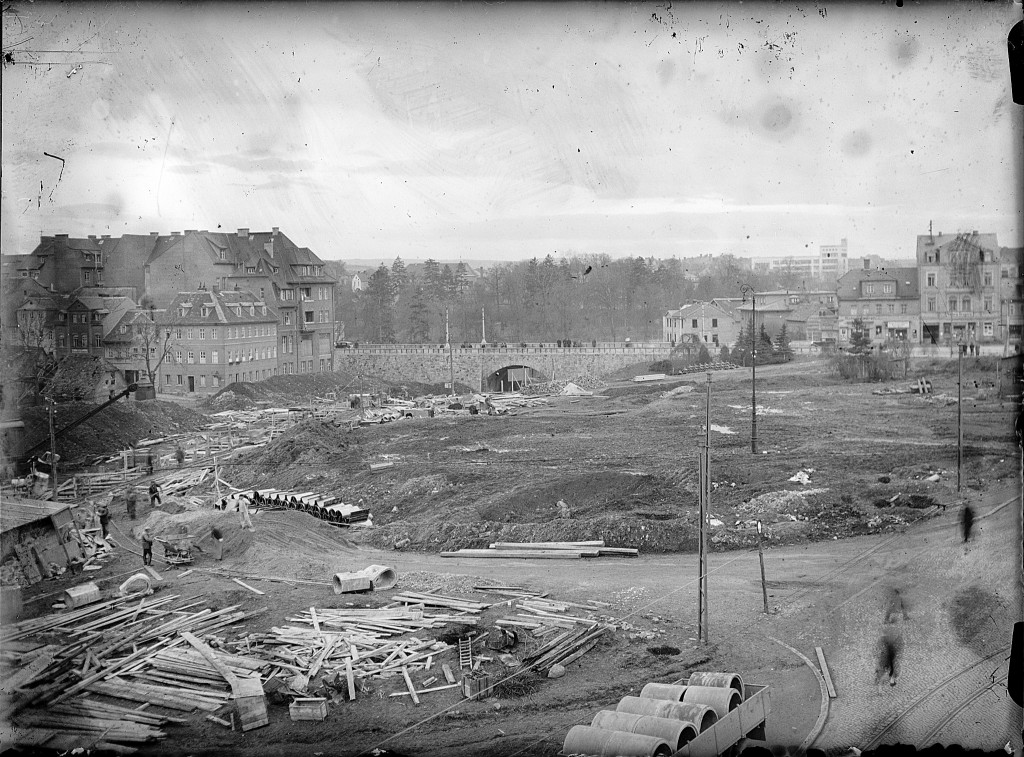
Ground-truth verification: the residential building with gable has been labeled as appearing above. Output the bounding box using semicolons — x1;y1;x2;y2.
159;289;279;395
662;300;741;348
836;266;920;345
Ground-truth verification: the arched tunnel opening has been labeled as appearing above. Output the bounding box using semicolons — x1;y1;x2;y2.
485;365;548;392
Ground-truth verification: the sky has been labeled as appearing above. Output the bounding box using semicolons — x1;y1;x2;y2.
2;1;1021;264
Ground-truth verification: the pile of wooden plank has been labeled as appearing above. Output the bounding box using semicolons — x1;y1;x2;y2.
441;540;639;559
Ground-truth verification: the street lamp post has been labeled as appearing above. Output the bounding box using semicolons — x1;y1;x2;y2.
741;284;758;453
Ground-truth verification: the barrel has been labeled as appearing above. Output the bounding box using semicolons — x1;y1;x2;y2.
591;710;698;750
562;725;672;757
64;581;102;609
640;682;688;701
688;671;745;701
680;685;742;720
616;696;718;732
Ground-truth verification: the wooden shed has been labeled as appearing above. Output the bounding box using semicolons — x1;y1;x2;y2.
1;497;83;586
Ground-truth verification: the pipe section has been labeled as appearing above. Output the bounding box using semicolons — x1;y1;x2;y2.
562;725;672;757
591;710;698;750
688;671;745;701
640;682;688;701
680;685;742;720
615;696;718;732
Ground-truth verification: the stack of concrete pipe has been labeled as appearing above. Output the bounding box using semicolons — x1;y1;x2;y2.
561;671;744;757
248;488;370;525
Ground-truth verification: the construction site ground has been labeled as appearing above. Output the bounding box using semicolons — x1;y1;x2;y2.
8;356;1023;756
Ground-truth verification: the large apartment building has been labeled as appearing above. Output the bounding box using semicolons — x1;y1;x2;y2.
836;266;920;344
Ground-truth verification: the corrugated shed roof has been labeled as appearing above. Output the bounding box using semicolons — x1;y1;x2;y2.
1;496;73;533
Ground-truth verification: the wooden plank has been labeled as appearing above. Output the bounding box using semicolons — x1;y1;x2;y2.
401;666;420;705
177;569;194;578
440;663;456;684
144;566;163;582
815;646;838;699
231;578;265;595
345;659;355;701
389;682;460;697
179;631;239;688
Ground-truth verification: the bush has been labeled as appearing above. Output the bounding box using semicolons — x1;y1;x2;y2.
649;359;674;373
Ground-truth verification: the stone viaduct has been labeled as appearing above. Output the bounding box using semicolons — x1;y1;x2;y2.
333;342;674;392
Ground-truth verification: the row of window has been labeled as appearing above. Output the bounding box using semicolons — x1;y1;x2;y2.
280;359;329;374
851;304;910;316
924;270;1014;288
168;325;277;340
861;283;895;295
171;346;278;364
920;296;1019;314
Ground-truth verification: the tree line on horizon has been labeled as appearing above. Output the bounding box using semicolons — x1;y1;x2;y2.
332;253;810;346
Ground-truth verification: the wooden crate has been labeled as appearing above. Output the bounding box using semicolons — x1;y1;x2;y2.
462;674;493;700
289;697;328;721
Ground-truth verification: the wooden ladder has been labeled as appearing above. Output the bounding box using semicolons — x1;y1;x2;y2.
458;637;473;670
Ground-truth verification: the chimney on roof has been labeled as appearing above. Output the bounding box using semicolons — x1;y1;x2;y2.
88;235;96;239
171;231;181;236
55;233;69;239
272;227;279;236
150;231;159;237
101;234;110;239
185;229;197;234
237;228;249;238
972;230;978;235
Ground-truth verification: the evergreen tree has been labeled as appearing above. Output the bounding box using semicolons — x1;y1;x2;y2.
362;265;396;343
423;259;443;300
454;261;470;295
849;317;872;354
758;323;775;360
441;264;456;299
720;344;731;361
697;343;712;364
775;323;793;362
408;285;431;343
391;257;409;294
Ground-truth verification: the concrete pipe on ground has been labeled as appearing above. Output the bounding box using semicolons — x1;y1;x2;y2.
562;725;672;757
359;564;398;590
680;685;742;720
640;682;688;701
615;696;718;732
688;671;745;701
591;710;698;750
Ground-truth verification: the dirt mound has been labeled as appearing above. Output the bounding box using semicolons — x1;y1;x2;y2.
134;508;255;559
245;419;360;469
22;399;209;465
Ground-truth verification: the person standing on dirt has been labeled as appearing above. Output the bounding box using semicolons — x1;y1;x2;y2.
146;451;155;475
175;445;185;468
149;481;162;508
125;487;138;520
877;627;901;687
141;528;154;566
238;495;254;531
211;526;224;561
961;504;975;543
96;503;110;539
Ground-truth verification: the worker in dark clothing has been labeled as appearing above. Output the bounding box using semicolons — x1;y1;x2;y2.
149;481;162;508
146;451;155;475
125;487;138;520
96;504;110;539
961;504;975;543
884;587;910;624
877;627;901;686
211;527;224;561
141;528;154;566
174;445;185;468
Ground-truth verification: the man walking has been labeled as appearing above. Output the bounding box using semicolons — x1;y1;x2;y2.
146;451;154;475
96;503;111;539
961;504;975;543
877;628;901;687
149;481;162;508
211;527;224;561
141;528;154;566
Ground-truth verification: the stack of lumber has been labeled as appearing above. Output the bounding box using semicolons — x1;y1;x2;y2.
389;590;490;614
156;466;212;496
519;622;612;675
441;541;639;559
495;596;612;638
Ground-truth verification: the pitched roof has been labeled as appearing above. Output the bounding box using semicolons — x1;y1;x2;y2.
837;267;918;300
1;496;74;533
666;301;739;321
916;232;1000;258
164;290;279;325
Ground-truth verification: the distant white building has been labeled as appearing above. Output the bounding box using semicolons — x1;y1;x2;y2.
753;239;850;280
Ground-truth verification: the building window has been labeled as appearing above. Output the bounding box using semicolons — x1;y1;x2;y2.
284;312;292;325
887;304;894;314
927;273;936;287
165;374;171;385
961;297;971;312
199;328;205;340
301;287;312;299
246;267;256;274
186;328;193;340
212;350;219;363
691;319;698;328
850;306;858;316
187;351;195;363
120;325;128;334
882;283;893;294
927;297;936;311
58;313;67;322
864;283;874;295
875;325;883;335
1002;268;1010;279
200;375;207;387
983;323;993;337
305;311;314;323
984;296;993;312
201;307;210;317
984;272;993;286
200;351;207;363
900;303;908;314
177;374;183;385
711;318;718;327
84;271;92;283
948;298;958;312
210;327;218;339
176;328;183;339
875;304;882;315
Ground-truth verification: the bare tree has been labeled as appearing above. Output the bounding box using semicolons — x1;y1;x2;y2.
131;309;177;391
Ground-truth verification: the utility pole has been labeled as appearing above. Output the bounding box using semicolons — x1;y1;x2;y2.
741;284;758;453
757;520;769;614
957;345;963;494
446;307;455;396
696;372;711;644
48;397;58;497
481;307;487;345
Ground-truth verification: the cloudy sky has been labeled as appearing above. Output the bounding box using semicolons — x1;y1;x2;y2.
2;1;1020;264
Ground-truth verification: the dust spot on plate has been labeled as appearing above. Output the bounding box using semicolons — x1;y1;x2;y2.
840;129;873;157
761;101;794;133
891;35;920;66
656;58;675;86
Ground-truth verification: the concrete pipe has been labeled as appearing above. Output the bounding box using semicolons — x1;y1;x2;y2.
591;710;699;750
562;725;672;757
616;696;718;732
680;685;742;720
688;671;745;701
640;682;688;701
358;564;398;590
